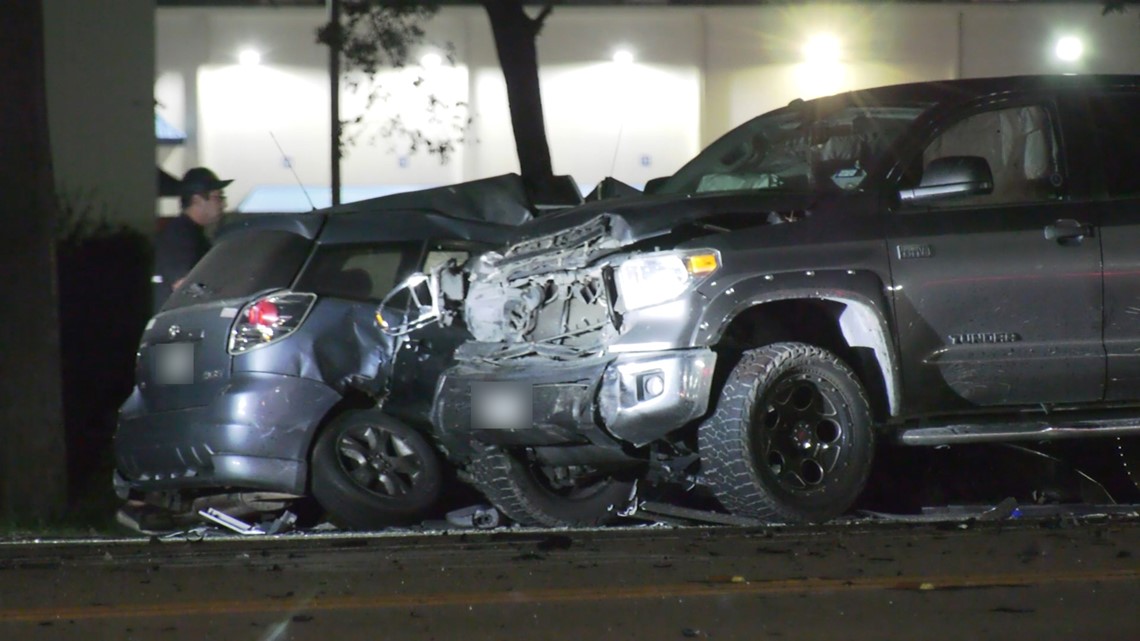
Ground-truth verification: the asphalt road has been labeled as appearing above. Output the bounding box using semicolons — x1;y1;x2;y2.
1;517;1138;641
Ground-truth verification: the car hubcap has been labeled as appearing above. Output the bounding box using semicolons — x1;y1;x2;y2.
755;373;846;492
337;425;422;497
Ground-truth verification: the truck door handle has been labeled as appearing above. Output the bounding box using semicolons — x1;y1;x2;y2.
1044;219;1091;245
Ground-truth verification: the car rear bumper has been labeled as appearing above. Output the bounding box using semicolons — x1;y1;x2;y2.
431;347;717;453
114;373;342;494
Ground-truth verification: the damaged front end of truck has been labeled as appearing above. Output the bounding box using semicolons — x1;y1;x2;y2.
402;183;827;527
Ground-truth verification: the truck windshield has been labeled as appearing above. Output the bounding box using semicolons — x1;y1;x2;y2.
655;101;932;196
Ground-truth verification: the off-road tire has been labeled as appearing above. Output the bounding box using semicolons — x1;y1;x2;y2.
465;446;634;527
311;411;443;530
699;342;874;523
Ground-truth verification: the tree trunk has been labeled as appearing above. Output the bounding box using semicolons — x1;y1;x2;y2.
480;1;556;196
0;0;68;522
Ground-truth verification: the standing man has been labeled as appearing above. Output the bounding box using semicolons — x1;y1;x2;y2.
152;167;232;313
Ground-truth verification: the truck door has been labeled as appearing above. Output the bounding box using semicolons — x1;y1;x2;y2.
887;99;1104;413
1089;91;1140;401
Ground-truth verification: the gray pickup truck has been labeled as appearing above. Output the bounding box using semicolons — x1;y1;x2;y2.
426;75;1140;527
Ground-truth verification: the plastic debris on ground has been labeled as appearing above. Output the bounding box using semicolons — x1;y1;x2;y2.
444;504;501;529
627;501;766;527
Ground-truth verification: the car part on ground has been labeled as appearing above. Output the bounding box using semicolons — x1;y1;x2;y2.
443;503;502;529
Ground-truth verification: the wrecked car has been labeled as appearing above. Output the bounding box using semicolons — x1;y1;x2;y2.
426;74;1140;527
114;175;549;531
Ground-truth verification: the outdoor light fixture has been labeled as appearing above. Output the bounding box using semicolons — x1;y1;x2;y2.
238;48;261;66
803;34;841;64
613;49;635;65
420;52;443;68
1055;36;1084;62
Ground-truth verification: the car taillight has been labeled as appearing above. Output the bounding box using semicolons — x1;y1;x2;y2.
228;292;316;354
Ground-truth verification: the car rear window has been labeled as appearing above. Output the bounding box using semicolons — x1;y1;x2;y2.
293;242;420;302
162;229;313;311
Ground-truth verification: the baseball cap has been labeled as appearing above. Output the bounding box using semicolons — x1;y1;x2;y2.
180;167;233;196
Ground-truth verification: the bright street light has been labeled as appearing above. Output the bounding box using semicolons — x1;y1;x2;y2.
803;34;841;64
613;49;634;65
238;48;261;66
1055;36;1084;62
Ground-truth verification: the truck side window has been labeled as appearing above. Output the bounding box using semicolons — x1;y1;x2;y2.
1088;93;1140;199
918;104;1062;207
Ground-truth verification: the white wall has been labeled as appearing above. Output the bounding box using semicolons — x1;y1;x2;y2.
45;0;154;231
961;4;1140;77
157;9;334;212
533;9;703;189
155;3;1140;210
703;4;962;139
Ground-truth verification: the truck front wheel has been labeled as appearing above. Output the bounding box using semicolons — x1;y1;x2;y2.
698;342;874;523
465;446;634;527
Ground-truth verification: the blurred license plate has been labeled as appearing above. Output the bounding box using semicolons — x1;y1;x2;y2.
154;343;194;385
471;382;532;431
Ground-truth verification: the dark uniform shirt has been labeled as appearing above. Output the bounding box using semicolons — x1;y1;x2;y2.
153;213;211;313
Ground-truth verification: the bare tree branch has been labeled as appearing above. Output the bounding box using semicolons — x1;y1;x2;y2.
318;1;470;162
532;4;554;34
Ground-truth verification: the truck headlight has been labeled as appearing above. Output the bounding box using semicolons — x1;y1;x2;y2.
616;249;720;311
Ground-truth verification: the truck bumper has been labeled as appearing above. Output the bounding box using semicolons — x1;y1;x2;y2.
432;348;716;452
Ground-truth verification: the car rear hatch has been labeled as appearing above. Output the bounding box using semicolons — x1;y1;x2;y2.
137;215;323;412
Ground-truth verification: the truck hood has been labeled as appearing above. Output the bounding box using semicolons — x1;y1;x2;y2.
507;188;823;252
464;188;837;283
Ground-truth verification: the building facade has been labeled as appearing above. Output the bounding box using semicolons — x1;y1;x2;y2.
152;2;1140;211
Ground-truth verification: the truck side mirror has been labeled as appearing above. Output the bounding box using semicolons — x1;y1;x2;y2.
899;155;993;204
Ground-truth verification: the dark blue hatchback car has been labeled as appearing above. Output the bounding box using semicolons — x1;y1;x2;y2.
114;176;538;530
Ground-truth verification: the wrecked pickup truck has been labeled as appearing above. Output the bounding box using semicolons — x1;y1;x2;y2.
425;74;1140;527
113;175;568;531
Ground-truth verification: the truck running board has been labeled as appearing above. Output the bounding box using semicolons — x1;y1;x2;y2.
897;417;1140;446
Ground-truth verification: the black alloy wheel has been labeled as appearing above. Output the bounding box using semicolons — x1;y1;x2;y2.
311;411;443;530
699;342;874;523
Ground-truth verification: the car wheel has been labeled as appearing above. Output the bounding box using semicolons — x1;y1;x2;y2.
698;342;874;523
311;410;443;530
465;446;634;527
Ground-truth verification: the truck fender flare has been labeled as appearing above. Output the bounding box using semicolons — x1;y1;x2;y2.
697;273;901;416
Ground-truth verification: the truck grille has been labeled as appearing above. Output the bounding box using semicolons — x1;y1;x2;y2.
465;215;623;355
514;270;614;349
